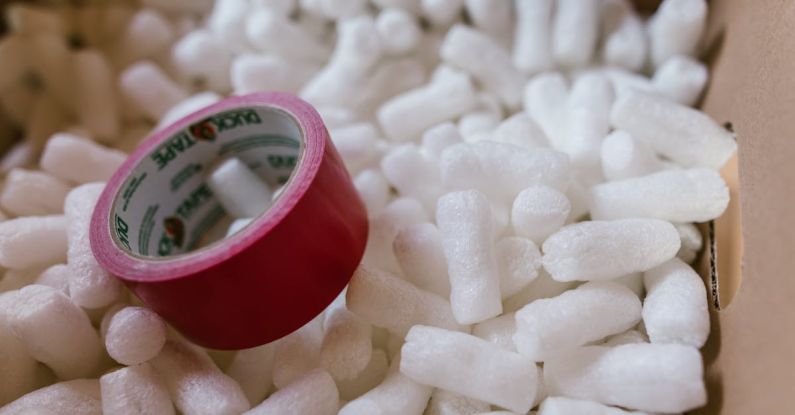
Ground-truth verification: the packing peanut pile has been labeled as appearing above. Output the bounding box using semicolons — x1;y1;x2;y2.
0;0;736;414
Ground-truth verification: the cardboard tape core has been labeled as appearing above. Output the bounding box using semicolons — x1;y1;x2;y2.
109;105;303;258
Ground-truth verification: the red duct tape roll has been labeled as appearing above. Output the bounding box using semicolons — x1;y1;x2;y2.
90;92;368;349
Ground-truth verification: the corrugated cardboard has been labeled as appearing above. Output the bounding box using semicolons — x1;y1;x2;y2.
694;0;795;413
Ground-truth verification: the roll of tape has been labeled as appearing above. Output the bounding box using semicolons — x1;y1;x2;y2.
90;92;368;349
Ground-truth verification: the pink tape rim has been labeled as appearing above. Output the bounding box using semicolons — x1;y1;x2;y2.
90;92;325;282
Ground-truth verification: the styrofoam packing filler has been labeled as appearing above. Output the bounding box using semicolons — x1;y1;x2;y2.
0;0;729;413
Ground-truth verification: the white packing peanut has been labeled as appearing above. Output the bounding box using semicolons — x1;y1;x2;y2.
610;89;736;169
7;284;103;379
208;0;251;53
172;30;234;93
226;218;253;237
648;0;707;67
421;0;464;28
231;54;318;95
381;144;442;213
157;92;222;130
100;363;175;415
371;0;422;14
603;329;649;347
207;158;273;219
140;0;213;15
330;123;381;173
41;133;124;184
600;130;665;182
472;312;517;352
615;272;644;298
0;291;40;406
544;343;706;413
437;190;502;325
376;8;422;55
552;0;599;68
523;72;569;148
119;61;189;122
642;258;709;348
225;343;275;405
676;222;703;263
589;168;730;222
491;113;548;149
244;369;338;415
425;389;491;415
0;215;67;270
364;197;429;272
652;55;709;106
440;24;524;108
421;122;463;159
246;9;330;63
393;222;451;298
346;265;463;336
538;396;647;415
600;0;648;72
561;73;614;174
0;168;71;216
105;306;168;366
73;50;121;142
151;339;250;415
35;264;70;293
65;183;123;309
0;379;101;415
112;9;175;67
463;0;513;47
320;305;373;381
513;0;554;74
511;185;571;244
542;219;681;282
496;236;542;299
350;57;428;115
513;281;642;361
336;348;389;401
401;325;539;413
339;353;432;415
378;67;477;141
353;169;390;217
272;317;323;389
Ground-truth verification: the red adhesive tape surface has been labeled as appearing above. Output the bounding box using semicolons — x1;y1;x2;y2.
90;92;368;350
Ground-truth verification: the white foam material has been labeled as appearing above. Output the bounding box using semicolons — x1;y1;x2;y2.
539;396;647;415
272;317;323;389
503;270;577;313
119;61;188;122
244;369;338;415
513;0;554;74
511;185;570;244
614;272;644;298
112;9;174;68
0;379;101;415
643;258;709;348
381;144;442;213
514;281;642;361
378;68;477;141
208;0;251;53
73;50;120;141
339;354;432;415
440;25;524;108
675;222;702;263
401;325;538;413
346;265;463;336
600;130;664;182
458;111;500;143
151;339;250;415
33;264;68;294
648;0;707;67
523;72;568;147
440;142;570;202
421;0;463;27
0;291;40;406
0;215;67;270
231;54;318;95
436;190;502;324
544;343;706;413
7;284;102;379
364;197;429;273
320;305;373;381
105;306;167;365
225;343;275;405
41;133;127;184
652;55;708;106
472;312;517;352
226;218;253;237
491;113;548;149
376;8;421;55
353;169;390;217
552;0;599;68
65;183;123;308
561;73;614;172
463;0;512;47
589;169;730;222
496;236;542;299
245;9;330;63
371;0;422;14
0;168;70;216
173;29;233;92
393;223;451;298
100;363;175;415
331;124;382;174
158;92;222;130
336;348;389;401
603;329;648;347
425;389;491;415
542;219;681;282
610;89;736;169
600;1;647;72
207;158;273;219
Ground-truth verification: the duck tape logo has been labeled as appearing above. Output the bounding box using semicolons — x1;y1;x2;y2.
157;183;213;256
189;118;217;142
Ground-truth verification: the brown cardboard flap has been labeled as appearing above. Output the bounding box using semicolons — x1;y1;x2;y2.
694;0;795;413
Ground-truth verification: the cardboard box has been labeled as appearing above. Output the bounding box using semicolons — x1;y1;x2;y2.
693;1;795;413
